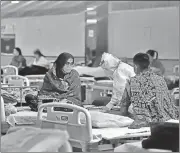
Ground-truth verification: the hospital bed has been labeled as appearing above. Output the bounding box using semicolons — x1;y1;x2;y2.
3;75;30;86
6;103;151;152
84;81;113;105
37;103;150;151
1;65;18;76
25;75;45;87
2;75;39;105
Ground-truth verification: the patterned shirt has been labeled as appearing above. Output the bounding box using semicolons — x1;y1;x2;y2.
120;71;179;123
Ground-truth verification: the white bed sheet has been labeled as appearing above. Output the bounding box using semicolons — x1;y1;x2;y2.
92;127;150;140
6;111;150;141
6;110;47;126
114;141;171;152
7;110;177;141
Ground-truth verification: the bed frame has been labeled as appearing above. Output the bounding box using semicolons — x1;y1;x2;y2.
37;103;101;152
37;103;150;152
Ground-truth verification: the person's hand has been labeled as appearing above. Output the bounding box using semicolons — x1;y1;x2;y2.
100;106;110;113
61;81;69;90
60;99;68;103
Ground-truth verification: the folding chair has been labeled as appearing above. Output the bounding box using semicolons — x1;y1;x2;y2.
37;103;101;152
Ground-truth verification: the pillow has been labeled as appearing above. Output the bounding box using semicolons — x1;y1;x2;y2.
80;111;134;128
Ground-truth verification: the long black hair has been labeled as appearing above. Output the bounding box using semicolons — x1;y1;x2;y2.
14;47;22;56
146;49;158;59
54;52;74;78
34;49;45;57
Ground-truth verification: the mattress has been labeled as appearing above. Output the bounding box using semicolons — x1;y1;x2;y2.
6;110;150;141
74;66;106;78
114;141;171;152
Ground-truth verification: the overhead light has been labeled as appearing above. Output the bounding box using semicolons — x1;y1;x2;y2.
86;19;97;24
86;7;95;11
87;11;97;16
11;1;19;3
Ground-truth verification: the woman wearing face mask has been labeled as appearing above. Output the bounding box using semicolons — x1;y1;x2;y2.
25;52;82;111
10;47;27;70
146;50;165;75
100;53;136;113
19;49;50;76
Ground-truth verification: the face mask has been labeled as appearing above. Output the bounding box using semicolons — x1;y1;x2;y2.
62;59;74;73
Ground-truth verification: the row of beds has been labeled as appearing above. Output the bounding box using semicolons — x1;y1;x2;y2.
1;65;179;152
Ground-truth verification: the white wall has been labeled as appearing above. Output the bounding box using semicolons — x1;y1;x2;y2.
1;13;85;57
108;7;179;59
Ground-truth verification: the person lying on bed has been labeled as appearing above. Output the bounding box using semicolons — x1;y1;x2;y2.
25;52;82;111
119;53;179;129
100;53;136;112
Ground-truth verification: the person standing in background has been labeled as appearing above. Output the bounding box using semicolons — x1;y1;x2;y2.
146;49;165;75
10;47;27;70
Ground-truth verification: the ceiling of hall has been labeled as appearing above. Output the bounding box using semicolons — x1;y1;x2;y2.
1;1;105;18
1;1;179;19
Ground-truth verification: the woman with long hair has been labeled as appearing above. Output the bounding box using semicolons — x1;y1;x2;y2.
146;49;165;75
25;52;82;111
19;49;50;76
10;47;27;70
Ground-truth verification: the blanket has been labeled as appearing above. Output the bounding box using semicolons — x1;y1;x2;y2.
1;87;38;103
1;127;71;152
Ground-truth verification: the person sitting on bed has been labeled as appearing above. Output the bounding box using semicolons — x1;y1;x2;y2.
25;52;82;111
100;53;136;112
10;47;27;70
119;53;179;129
146;49;165;75
19;49;50;76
